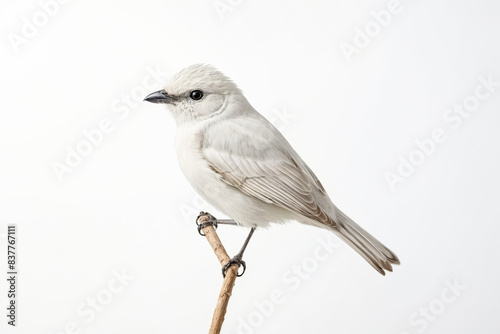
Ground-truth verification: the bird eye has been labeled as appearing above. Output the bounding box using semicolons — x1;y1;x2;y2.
190;90;204;100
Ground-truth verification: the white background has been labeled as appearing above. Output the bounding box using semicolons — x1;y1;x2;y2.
1;0;499;333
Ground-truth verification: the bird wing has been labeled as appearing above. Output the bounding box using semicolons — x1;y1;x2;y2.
202;144;336;227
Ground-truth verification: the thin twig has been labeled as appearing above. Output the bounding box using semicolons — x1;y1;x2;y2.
198;214;240;334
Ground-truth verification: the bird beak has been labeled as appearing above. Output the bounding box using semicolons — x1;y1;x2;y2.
144;90;176;104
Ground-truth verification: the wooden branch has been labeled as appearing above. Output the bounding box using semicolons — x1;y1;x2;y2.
198;214;240;334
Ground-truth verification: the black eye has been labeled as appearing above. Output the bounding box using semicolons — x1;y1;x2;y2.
190;90;204;100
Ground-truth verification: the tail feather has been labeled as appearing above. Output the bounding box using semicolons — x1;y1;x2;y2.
333;210;400;275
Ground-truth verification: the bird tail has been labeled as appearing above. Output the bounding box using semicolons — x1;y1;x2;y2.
332;210;400;275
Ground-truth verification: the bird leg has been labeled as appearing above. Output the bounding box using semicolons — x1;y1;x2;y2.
222;227;256;278
215;219;239;226
196;211;238;236
196;212;255;277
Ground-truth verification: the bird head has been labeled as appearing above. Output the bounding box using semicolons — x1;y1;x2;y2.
144;64;243;124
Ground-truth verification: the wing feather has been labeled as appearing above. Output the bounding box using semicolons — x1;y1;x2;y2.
203;147;336;227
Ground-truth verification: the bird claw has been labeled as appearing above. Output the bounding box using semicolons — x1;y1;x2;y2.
196;211;249;277
196;211;218;236
222;255;246;278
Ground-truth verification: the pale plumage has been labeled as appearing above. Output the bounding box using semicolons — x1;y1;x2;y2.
145;64;400;275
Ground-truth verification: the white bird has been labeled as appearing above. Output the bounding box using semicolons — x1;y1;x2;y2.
145;64;399;276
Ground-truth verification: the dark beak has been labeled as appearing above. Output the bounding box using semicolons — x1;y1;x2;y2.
144;90;176;104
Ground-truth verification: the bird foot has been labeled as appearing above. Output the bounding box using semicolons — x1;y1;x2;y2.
196;211;218;236
222;254;246;278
